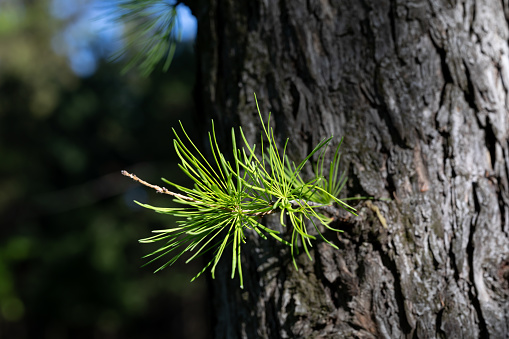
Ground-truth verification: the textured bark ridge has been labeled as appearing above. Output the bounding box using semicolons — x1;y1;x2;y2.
190;0;509;337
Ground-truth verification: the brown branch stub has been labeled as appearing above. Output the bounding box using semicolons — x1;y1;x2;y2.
121;170;195;202
243;209;275;217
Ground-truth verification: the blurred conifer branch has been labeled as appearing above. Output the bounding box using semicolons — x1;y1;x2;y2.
111;0;181;76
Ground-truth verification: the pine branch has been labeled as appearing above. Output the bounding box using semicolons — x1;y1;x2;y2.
122;170;304;216
122;170;353;220
123;94;360;287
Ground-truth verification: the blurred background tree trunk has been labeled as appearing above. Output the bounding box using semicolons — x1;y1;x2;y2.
189;0;509;337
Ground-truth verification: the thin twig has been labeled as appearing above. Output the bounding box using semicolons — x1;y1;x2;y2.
243;208;276;217
121;170;196;202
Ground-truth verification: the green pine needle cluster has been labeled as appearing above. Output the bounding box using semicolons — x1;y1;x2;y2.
127;95;357;288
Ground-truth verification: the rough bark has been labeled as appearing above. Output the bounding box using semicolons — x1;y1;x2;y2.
189;0;509;337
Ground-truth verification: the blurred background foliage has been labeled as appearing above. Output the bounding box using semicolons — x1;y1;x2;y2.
0;0;211;338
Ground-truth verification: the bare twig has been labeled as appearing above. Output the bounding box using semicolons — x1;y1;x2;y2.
121;170;196;202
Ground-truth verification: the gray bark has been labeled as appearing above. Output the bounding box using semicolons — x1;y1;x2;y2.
190;0;509;337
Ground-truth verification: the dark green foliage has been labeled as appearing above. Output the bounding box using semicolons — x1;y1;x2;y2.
0;1;208;337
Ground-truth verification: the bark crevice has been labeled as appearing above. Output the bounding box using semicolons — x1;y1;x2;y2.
469;182;489;339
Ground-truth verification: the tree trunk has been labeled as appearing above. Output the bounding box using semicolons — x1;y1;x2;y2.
190;0;509;337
